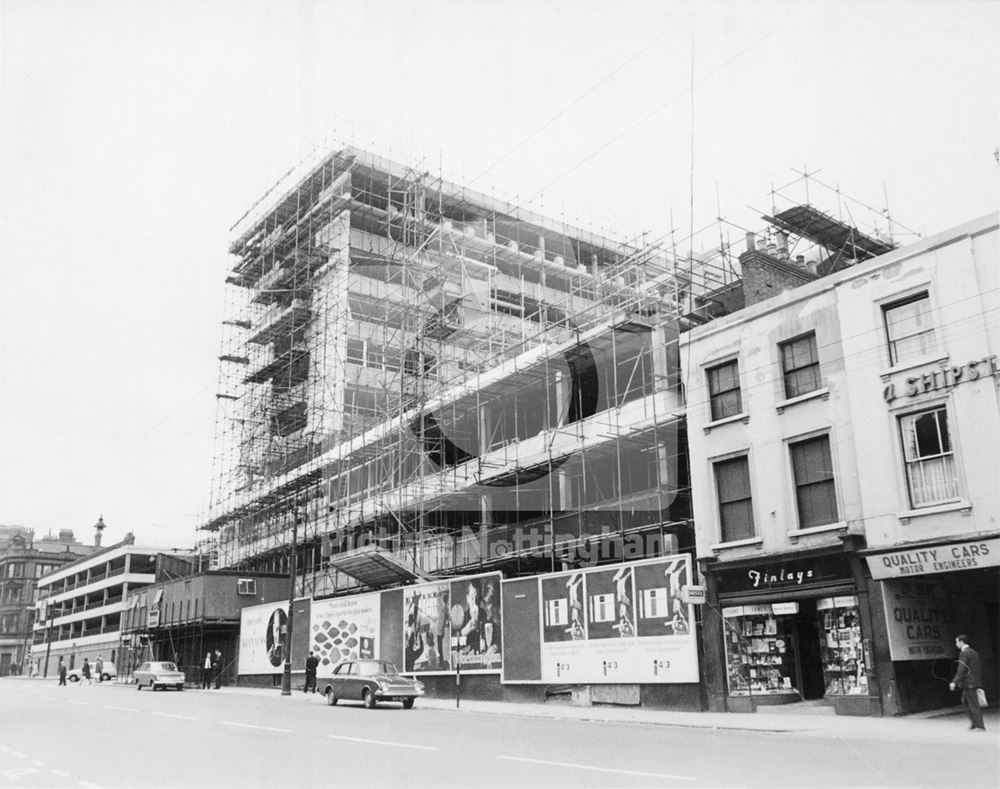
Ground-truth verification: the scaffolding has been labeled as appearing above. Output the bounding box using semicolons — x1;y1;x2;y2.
201;144;741;595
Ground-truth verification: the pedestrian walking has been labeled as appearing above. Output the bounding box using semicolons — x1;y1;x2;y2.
57;657;67;686
94;656;104;684
80;657;93;685
304;651;319;693
949;634;987;731
212;649;223;689
202;652;213;690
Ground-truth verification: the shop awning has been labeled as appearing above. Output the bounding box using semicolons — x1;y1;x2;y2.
326;546;431;588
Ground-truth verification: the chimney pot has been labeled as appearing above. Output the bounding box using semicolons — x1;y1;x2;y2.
745;232;756;253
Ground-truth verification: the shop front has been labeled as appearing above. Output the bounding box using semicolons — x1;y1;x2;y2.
863;533;1000;715
701;544;881;716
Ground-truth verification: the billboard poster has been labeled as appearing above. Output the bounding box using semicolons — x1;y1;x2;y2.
310;593;380;672
534;556;698;684
238;601;290;675
402;581;452;674
449;573;502;672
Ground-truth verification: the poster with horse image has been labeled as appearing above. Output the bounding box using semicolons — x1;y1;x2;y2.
402;581;452;674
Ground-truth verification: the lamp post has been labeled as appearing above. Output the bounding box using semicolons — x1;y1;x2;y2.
280;504;301;696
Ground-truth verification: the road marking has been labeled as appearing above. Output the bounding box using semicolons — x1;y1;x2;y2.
496;755;696;781
328;734;438;751
66;700;93;706
0;767;37;779
153;712;198;720
51;769;71;777
10;752;26;759
220;722;292;733
104;705;140;712
0;746;7;751
31;760;46;767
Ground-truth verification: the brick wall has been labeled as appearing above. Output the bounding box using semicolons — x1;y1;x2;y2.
739;250;817;306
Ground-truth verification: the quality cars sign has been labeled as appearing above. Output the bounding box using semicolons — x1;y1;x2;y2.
866;538;1000;579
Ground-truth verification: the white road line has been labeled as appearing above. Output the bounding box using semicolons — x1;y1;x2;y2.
31;760;45;767
0;746;8;751
66;700;93;707
328;734;438;751
153;712;198;720
104;705;139;712
496;755;696;781
51;769;71;777
10;752;26;759
220;722;292;733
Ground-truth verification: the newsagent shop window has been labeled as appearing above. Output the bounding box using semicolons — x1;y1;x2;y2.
714;455;755;542
779;332;821;398
883;291;936;366
898;406;959;507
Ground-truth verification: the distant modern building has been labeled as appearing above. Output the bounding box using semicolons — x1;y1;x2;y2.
683;211;999;716
0;526;94;676
31;530;196;677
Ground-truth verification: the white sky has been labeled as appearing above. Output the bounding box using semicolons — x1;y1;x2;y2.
1;0;997;549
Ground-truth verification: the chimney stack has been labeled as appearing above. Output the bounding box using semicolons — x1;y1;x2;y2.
745;232;756;253
94;515;106;548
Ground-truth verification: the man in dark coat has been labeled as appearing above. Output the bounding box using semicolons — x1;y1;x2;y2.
57;657;67;686
949;634;986;731
304;651;319;694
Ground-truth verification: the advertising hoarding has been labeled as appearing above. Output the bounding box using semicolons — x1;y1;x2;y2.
508;556;698;684
310;593;380;672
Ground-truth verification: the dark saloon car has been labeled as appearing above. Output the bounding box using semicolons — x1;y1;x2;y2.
322;660;425;709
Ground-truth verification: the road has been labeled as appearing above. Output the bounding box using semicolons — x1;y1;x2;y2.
0;679;996;788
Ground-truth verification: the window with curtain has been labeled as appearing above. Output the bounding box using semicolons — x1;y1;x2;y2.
883;292;936;366
899;407;959;507
790;435;839;528
708;360;742;421
715;455;755;542
780;333;821;398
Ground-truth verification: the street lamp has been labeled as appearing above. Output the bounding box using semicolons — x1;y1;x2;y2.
280;504;301;696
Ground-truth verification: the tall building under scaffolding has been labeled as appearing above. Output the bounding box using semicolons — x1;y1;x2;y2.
199;146;729;595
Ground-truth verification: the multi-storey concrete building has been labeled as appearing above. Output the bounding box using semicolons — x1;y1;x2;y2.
31;534;196;676
683;211;999;716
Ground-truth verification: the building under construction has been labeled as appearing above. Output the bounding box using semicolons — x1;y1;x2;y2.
199;146;735;596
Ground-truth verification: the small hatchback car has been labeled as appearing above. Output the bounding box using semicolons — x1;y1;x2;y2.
134;661;185;691
322;660;424;709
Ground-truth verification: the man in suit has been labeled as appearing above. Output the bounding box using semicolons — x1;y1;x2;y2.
304;651;319;694
949;634;986;731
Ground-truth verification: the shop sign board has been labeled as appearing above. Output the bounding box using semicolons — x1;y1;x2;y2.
530;555;698;684
881;579;956;660
866;538;1000;580
681;585;706;604
715;553;851;595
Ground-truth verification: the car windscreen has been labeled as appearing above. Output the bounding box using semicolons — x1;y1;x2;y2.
160;662;177;671
356;660;396;675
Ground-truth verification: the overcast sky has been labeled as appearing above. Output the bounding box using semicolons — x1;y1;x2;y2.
1;0;997;550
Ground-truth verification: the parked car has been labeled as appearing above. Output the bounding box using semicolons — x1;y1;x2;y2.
322;660;424;709
67;661;116;683
134;661;185;691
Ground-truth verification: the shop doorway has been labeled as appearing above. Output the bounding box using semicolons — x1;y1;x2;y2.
793;601;826;700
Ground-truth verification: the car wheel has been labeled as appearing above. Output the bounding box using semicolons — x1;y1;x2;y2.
402;698;415;710
326;689;337;706
101;673;111;682
68;675;79;683
362;689;375;709
151;682;158;691
136;679;141;691
176;685;183;691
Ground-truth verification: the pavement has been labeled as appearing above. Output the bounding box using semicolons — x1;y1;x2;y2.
13;675;997;745
115;677;1000;744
